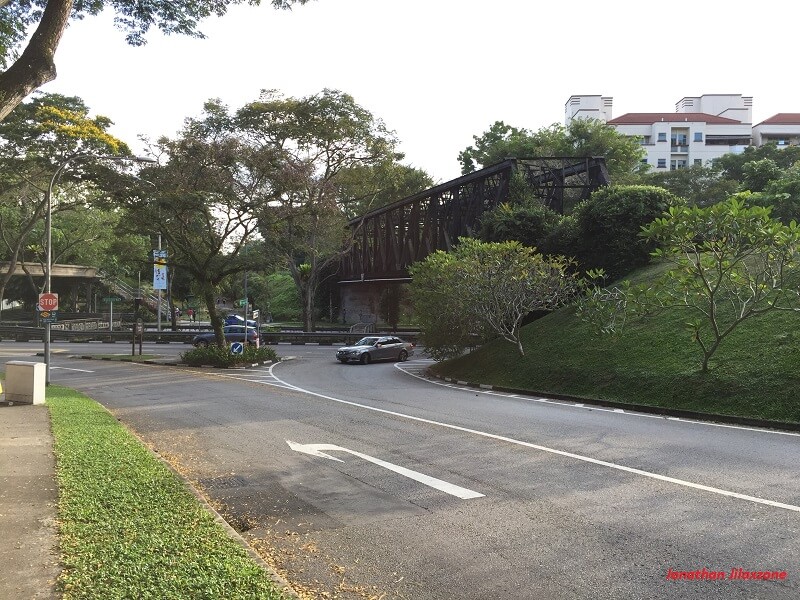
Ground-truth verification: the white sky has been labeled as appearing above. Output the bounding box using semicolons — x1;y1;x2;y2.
40;0;798;183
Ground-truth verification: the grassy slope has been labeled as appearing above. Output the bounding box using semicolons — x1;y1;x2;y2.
49;386;287;600
433;264;800;424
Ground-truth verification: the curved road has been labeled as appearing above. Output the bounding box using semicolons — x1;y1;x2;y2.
2;341;798;599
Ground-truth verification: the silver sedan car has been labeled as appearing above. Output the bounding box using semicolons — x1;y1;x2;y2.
336;336;415;365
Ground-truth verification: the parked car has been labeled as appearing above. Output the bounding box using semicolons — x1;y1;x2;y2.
192;325;259;348
336;336;414;365
225;314;257;327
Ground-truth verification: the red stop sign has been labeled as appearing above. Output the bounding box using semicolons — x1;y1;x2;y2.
39;292;59;311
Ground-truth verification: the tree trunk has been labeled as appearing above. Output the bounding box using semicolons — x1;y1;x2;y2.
0;0;74;121
202;287;225;347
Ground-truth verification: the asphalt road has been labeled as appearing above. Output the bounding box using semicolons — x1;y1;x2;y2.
2;341;798;599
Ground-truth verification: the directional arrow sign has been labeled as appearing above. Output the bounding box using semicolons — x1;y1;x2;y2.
287;440;484;500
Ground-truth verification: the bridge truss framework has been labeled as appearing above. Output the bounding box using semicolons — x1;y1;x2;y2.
340;157;609;284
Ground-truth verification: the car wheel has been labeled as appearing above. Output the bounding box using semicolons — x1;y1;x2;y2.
398;350;408;362
360;353;371;365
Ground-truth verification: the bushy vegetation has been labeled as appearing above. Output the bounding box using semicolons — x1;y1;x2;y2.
411;238;581;358
181;344;277;367
571;185;678;279
478;184;679;280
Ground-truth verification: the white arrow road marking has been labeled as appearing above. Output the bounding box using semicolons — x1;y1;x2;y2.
287;440;484;500
267;365;800;513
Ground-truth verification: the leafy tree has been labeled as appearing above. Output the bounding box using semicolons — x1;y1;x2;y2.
713;143;800;183
235;89;401;331
642;163;738;207
751;163;800;224
0;0;310;121
409;248;486;361
411;238;582;357
335;159;433;219
579;196;800;372
458;118;646;183
572;185;679;279
0;92;128;311
117;114;265;347
741;158;782;193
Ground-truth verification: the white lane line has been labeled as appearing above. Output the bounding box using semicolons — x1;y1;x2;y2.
267;363;800;514
205;370;297;389
395;365;800;436
52;366;95;372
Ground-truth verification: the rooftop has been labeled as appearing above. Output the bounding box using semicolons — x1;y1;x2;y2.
607;112;742;125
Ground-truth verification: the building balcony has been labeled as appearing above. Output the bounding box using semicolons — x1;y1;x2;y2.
670;146;689;153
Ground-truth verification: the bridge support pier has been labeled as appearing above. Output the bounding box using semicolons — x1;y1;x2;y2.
339;280;410;329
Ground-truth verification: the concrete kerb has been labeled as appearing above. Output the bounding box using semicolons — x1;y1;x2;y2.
69;356;277;369
428;371;800;434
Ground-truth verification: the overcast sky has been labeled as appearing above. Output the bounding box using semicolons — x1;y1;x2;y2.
41;0;797;183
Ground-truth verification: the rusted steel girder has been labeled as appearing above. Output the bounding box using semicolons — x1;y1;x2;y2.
340;157;608;282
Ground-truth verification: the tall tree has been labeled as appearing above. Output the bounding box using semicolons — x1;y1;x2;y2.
458;118;647;183
117;112;267;346
0;92;128;312
0;0;310;121
235;89;402;331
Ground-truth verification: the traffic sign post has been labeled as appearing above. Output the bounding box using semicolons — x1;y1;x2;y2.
230;342;244;355
38;292;58;312
132;319;144;356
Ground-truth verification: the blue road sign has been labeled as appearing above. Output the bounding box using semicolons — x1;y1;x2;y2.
230;342;244;355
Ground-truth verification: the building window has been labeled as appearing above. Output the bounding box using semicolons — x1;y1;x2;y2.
640;158;648;165
670;159;688;171
657;158;666;168
657;132;667;142
694;132;703;142
694;159;702;166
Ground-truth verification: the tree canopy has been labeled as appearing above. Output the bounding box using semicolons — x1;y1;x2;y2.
0;0;310;121
0;92;131;310
411;238;581;358
458;118;646;183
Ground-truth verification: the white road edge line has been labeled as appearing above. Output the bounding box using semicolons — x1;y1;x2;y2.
265;362;800;514
51;366;94;372
396;363;800;437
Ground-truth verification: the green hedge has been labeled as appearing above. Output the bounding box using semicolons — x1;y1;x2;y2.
181;344;278;367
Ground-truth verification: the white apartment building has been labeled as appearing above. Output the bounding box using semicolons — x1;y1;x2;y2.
752;114;800;147
565;94;795;171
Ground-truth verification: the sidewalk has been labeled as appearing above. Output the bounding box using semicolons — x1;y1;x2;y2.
0;400;60;599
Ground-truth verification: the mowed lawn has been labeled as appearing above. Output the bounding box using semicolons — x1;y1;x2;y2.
433;264;800;425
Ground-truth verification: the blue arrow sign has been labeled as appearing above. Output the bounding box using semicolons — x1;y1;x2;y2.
230;342;244;355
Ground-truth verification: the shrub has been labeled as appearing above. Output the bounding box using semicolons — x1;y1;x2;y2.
573;185;679;279
181;344;278;367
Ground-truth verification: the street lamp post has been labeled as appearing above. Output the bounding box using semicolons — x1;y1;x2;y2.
45;153;156;385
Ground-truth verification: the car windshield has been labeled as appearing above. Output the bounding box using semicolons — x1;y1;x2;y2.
355;337;380;346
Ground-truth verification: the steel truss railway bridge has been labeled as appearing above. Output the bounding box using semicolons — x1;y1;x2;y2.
338;157;609;325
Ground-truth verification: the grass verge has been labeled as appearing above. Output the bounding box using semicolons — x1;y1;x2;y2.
48;386;288;599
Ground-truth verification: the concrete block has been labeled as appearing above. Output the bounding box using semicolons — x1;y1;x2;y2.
4;361;46;405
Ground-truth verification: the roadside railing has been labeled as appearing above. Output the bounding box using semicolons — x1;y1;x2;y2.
0;325;420;346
